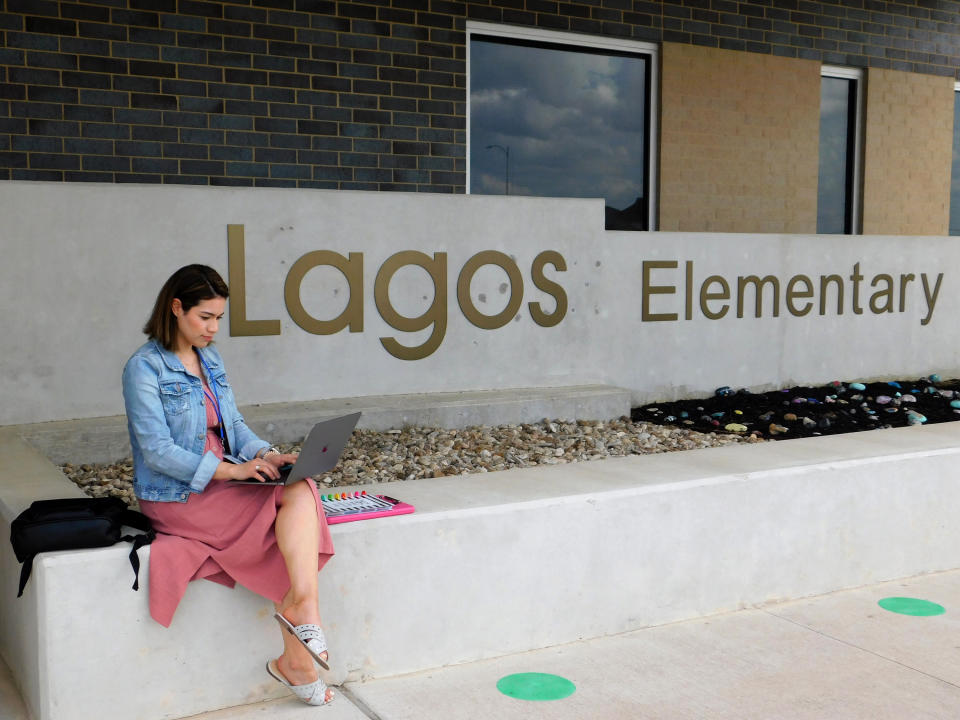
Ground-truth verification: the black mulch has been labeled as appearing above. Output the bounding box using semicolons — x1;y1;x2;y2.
630;376;960;440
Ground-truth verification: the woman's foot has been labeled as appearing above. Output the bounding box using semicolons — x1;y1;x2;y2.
270;656;335;705
276;599;329;667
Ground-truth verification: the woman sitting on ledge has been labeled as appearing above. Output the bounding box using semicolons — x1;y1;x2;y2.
122;264;335;707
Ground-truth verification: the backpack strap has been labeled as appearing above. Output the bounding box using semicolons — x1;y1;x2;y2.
119;509;156;591
16;555;34;598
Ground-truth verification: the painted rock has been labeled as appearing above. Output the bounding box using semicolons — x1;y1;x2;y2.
784;413;798;421
876;395;892;404
715;386;734;396
887;381;901;389
901;394;917;403
951;400;960;409
725;423;748;432
850;382;866;391
769;423;788;435
930;374;941;382
906;410;927;425
802;417;816;428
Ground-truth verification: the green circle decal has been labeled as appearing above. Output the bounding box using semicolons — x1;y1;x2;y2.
496;672;576;701
878;597;945;616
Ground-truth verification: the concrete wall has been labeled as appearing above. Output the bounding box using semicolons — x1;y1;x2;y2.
659;43;821;233
4;421;960;720
2;180;960;427
861;68;955;236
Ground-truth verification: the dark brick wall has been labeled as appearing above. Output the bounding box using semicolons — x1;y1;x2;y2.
1;0;960;189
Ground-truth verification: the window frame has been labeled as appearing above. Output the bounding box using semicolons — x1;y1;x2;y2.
819;65;864;235
466;21;659;230
949;82;960;236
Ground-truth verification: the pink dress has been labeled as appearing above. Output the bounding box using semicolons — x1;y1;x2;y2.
139;391;334;627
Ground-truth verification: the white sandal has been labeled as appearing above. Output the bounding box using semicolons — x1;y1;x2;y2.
274;611;330;670
266;659;334;706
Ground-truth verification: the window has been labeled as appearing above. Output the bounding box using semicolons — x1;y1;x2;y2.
817;66;863;234
467;23;657;230
950;83;960;235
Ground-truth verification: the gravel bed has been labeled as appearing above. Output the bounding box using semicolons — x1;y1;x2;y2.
634;376;960;439
60;417;761;510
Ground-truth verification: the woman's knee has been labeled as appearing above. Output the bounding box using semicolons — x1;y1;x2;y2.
280;479;316;508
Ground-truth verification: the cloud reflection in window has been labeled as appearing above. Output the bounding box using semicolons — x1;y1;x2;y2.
470;36;649;229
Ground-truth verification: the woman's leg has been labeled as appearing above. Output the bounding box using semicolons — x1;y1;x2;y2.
272;480;333;701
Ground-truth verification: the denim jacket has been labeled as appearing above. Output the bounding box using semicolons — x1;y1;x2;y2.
122;339;269;502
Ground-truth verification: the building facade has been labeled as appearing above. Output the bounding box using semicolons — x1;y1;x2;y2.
2;0;960;234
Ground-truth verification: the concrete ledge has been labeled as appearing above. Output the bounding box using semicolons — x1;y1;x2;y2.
12;385;632;464
323;423;960;679
0;429;85;720
2;423;960;719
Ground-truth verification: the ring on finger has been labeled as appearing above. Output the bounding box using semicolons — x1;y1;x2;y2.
255;465;261;471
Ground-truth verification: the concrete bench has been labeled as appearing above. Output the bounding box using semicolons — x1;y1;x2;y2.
3;421;960;720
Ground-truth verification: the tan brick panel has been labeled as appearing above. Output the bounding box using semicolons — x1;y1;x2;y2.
862;69;954;236
659;43;821;233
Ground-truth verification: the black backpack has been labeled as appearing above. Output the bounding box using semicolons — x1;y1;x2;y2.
10;496;155;597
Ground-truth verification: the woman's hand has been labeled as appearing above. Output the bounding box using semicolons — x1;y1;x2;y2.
261;452;298;469
213;451;298;482
227;458;281;482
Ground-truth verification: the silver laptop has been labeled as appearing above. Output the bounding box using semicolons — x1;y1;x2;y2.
226;412;361;486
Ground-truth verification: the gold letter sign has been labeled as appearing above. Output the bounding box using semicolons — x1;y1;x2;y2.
227;224;281;336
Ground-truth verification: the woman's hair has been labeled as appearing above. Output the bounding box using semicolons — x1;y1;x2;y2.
143;264;230;350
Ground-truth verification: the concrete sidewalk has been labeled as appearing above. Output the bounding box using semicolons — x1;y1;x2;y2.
3;570;958;720
335;569;960;720
341;569;960;719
